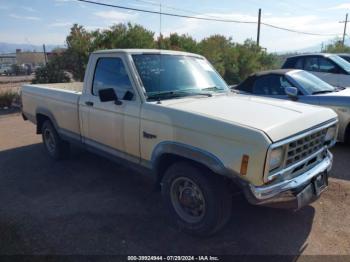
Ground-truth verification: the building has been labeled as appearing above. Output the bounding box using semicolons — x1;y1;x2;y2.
15;49;46;67
0;53;16;65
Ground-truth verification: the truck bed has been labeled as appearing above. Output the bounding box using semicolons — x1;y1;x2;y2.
21;82;83;138
31;82;84;93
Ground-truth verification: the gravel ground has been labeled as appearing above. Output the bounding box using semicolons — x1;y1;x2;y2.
0;114;349;257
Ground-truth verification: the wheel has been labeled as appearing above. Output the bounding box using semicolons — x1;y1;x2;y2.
41;120;70;159
161;162;232;236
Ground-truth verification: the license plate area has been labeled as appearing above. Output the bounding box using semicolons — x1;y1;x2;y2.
313;172;328;196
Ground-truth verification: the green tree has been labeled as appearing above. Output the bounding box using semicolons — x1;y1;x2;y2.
65;24;94;81
92;23;155;49
160;33;199;53
32;57;70;84
323;39;350;53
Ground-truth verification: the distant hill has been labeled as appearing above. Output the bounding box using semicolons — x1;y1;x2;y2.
0;42;64;54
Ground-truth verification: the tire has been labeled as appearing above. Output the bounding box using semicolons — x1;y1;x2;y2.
161;161;232;236
41;120;70;160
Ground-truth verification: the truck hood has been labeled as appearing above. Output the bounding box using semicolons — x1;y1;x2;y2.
162;94;337;142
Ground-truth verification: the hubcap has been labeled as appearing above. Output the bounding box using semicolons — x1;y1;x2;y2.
44;129;56;154
170;177;206;223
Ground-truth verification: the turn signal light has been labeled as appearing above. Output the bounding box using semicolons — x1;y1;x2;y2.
240;155;249;176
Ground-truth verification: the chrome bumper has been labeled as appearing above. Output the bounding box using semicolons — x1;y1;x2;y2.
245;150;332;209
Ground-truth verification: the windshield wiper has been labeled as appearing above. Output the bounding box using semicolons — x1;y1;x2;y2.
312;90;335;95
147;90;212;101
201;86;225;92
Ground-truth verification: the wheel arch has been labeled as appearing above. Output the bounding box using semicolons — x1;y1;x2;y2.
151;141;230;186
35;108;59;134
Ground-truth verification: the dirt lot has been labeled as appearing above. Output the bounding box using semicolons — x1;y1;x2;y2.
0;114;349;257
0;75;34;93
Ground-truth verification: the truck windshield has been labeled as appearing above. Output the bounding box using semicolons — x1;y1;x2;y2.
132;54;228;100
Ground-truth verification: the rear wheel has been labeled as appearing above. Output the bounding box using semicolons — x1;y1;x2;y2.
161;162;232;236
41;120;70;159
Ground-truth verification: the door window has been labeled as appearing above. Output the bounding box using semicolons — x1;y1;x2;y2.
295;58;304;69
93;58;134;100
253;75;293;95
304;57;319;72
318;57;338;73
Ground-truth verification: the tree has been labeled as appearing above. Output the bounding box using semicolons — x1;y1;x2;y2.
32;57;70;84
65;24;94;81
34;22;279;85
160;33;199;53
323;39;350;53
199;35;233;76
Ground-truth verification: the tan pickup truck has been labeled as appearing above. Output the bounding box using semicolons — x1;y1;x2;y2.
22;49;338;236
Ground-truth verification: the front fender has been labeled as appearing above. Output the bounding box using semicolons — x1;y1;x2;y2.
151;141;230;177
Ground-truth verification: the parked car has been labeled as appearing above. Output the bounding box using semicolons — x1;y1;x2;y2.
233;69;349;143
22;49;338;236
0;64;13;75
282;53;350;88
337;53;350;63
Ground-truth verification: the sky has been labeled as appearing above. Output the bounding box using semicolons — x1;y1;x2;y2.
1;0;350;52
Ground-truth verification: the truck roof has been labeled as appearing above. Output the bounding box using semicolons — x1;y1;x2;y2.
92;49;204;58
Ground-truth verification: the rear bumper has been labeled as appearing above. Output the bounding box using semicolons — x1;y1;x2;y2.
244;150;332;209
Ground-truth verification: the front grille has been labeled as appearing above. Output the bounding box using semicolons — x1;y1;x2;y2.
286;128;328;167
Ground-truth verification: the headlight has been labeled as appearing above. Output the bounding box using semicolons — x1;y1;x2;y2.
325;126;336;142
268;147;284;171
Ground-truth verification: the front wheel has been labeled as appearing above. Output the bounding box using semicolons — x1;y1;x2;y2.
161;162;232;236
41;120;70;159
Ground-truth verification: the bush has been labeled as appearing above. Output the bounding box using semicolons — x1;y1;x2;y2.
0;91;20;108
32;58;70;84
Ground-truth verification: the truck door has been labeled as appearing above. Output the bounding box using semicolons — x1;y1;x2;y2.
79;54;141;162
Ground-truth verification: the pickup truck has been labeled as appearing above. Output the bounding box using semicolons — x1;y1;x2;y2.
22;49;338;236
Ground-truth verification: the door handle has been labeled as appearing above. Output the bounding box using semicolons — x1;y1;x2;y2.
85;101;94;107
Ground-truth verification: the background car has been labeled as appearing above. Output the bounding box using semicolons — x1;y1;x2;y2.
337;53;350;63
233;69;350;143
282;53;350;88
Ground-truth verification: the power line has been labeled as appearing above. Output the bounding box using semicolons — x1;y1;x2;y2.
77;0;341;37
77;0;256;24
261;22;338;36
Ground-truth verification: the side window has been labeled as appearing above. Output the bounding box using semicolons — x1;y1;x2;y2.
318;57;338;73
295;58;304;69
237;76;255;93
304;57;319;72
92;58;134;100
253;75;292;95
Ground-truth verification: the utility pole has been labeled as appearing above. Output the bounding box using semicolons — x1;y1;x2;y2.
43;44;48;65
257;8;261;47
340;13;348;46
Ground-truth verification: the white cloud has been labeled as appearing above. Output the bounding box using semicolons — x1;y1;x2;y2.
9;14;41;21
21;6;36;12
48;22;72;27
94;10;138;24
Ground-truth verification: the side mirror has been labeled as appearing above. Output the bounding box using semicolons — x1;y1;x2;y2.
285;86;298;100
98;88;122;105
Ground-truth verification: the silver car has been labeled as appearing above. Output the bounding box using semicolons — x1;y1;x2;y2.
234;69;350;143
282;53;350;88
